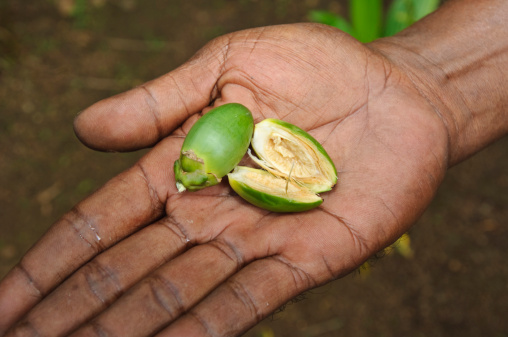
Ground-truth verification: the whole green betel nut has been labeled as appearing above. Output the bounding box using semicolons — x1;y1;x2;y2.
228;118;337;212
174;103;254;192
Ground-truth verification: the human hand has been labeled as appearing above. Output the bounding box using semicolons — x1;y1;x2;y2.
0;23;463;336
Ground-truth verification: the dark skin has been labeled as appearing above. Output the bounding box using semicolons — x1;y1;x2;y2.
1;0;507;336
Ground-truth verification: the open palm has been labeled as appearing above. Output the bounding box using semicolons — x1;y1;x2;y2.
0;23;450;336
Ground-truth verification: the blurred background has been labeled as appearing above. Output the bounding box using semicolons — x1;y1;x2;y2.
1;1;507;336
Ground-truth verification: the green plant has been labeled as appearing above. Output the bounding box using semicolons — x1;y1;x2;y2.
309;0;440;42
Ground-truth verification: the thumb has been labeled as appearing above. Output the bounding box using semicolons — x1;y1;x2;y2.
73;41;225;152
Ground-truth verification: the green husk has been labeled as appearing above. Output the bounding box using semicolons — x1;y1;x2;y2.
228;166;323;213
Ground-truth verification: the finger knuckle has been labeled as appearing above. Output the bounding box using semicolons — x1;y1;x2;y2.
82;259;122;305
146;274;186;320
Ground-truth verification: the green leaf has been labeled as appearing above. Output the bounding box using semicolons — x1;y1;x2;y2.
385;0;440;37
412;0;440;20
308;10;355;36
385;0;413;37
350;0;382;43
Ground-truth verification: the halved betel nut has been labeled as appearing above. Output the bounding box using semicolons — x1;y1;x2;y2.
228;166;323;213
174;103;254;192
228;118;337;212
250;118;337;193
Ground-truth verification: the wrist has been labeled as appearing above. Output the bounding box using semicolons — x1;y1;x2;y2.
368;0;508;166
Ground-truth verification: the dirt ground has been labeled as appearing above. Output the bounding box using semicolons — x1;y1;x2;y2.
1;1;507;336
